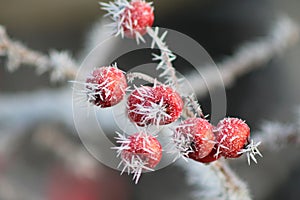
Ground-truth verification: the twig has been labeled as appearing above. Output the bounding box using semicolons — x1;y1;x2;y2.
0;25;78;82
176;158;251;200
188;16;300;98
253;121;300;151
126;72;158;84
0;88;74;130
210;161;251;200
147;27;178;87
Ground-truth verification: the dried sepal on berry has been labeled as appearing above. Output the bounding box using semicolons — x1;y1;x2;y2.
239;139;263;165
215;117;251;158
113;132;162;183
85;64;127;108
127;84;183;126
100;0;154;43
171;118;215;161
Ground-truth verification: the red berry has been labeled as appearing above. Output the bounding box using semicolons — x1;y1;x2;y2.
115;132;162;183
86;66;127;108
173;118;215;160
195;146;220;163
121;133;162;169
215;117;250;158
121;0;154;38
127;85;183;126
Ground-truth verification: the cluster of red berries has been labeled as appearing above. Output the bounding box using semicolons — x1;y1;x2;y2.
84;65;260;183
172;117;251;164
84;0;262;183
85;65;183;182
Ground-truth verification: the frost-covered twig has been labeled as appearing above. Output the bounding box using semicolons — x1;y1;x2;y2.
0;88;74;130
147;27;178;87
189;16;300;97
126;72;158;84
210;161;251;200
176;159;251;200
254;121;300;151
0;25;78;82
184;94;204;118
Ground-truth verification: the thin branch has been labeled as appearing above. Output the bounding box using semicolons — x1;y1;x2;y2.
253;121;300;151
210;161;251;200
126;72;158;84
1;15;298;89
176;158;251;200
189;16;300;98
147;27;178;87
0;88;74;130
0;25;78;82
185;94;205;118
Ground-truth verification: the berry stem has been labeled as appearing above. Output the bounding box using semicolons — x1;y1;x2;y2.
126;72;161;84
210;160;251;200
146;27;178;88
186;95;204;118
181;95;205;122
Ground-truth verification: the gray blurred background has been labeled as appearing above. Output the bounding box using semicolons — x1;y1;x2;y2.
1;0;300;200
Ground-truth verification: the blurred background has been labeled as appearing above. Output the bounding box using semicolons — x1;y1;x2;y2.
1;0;300;199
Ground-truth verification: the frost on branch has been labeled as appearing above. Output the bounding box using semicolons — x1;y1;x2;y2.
187;16;300;98
176;159;251;200
0;25;78;82
147;27;178;87
49;50;78;82
254;120;300;150
2;0;300;198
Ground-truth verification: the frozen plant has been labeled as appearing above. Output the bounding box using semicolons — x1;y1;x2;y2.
0;0;300;199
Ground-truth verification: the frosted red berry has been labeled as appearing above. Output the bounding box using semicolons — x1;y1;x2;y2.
173;118;215;160
121;0;154;38
121;133;162;169
115;132;162;183
195;145;220;163
127;85;183;126
215;117;250;158
86;66;127;108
